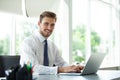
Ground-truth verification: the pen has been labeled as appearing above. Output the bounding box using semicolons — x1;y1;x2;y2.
26;61;32;72
53;64;56;67
26;64;30;72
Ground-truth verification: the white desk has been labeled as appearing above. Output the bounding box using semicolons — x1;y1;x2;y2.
0;70;120;80
34;70;120;80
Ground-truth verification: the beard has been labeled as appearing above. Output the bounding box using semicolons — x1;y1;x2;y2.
40;30;52;38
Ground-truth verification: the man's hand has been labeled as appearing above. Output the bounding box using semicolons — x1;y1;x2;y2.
58;65;84;73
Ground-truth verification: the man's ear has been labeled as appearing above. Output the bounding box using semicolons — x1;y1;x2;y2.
38;20;40;25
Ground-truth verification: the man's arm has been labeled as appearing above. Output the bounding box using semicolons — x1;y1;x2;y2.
20;41;59;74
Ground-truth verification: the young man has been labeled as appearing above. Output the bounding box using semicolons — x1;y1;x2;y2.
20;11;84;74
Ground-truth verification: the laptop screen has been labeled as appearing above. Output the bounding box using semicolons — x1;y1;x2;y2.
0;55;20;77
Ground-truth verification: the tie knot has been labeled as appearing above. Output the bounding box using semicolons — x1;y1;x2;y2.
44;40;47;44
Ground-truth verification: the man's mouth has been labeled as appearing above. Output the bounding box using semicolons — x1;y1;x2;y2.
45;30;51;34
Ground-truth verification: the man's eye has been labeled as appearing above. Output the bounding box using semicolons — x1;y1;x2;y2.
44;23;49;26
51;24;55;27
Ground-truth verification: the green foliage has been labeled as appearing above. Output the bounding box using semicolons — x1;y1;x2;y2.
0;20;36;55
72;25;101;63
91;31;101;53
73;50;85;63
72;25;86;53
0;35;10;55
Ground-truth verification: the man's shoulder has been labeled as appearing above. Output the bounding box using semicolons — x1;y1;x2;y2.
23;34;39;44
47;39;58;48
24;35;35;41
47;39;54;45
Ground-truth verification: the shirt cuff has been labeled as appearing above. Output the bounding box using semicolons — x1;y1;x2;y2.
33;64;58;75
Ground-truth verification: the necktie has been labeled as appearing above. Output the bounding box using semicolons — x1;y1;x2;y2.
43;40;49;66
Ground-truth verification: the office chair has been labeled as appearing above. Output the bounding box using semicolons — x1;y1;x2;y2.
0;55;20;77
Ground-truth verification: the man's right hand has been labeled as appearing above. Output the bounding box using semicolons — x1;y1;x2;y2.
58;65;84;73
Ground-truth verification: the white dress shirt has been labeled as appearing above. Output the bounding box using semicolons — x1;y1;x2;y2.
20;31;68;74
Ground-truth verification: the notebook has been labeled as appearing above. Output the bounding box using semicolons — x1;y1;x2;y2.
59;53;106;76
0;55;20;77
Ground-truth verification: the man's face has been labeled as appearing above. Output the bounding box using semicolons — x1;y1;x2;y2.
38;17;56;38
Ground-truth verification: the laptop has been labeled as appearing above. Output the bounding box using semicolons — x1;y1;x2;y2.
59;53;106;76
0;55;20;77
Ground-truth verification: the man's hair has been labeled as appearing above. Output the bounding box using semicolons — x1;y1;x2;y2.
39;11;57;22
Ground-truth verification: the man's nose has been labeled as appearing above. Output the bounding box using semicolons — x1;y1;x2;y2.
47;25;53;30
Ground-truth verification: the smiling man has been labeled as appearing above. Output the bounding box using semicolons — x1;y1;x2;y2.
20;11;84;74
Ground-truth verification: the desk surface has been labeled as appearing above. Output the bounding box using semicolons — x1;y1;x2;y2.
33;70;120;80
0;70;120;80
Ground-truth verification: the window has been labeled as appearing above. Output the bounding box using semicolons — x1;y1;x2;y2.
0;12;37;55
15;17;37;54
72;0;120;67
72;0;88;64
0;0;69;61
0;12;11;55
0;0;120;68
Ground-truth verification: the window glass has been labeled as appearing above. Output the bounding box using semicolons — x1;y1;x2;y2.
0;12;11;55
0;0;119;68
72;0;88;64
0;12;37;55
72;0;120;67
15;16;37;54
0;0;69;59
90;1;111;54
90;0;120;67
90;1;111;67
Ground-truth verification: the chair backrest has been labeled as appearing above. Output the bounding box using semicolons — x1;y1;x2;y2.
0;55;20;77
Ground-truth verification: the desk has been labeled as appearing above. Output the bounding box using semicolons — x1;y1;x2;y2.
34;70;120;80
0;70;120;80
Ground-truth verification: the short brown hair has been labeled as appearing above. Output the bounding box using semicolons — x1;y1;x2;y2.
39;11;57;22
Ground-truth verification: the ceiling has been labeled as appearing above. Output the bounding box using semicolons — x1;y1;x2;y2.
0;0;64;17
0;0;22;14
25;0;61;17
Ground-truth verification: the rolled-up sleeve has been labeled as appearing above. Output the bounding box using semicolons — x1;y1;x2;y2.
33;64;58;74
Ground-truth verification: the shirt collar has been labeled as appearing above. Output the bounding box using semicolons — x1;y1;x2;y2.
35;31;46;43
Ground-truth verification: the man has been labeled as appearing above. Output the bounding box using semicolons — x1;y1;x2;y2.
20;11;84;74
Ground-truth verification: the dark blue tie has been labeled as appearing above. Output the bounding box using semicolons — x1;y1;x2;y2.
43;40;49;66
